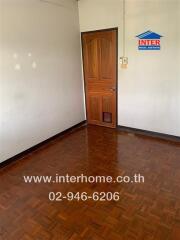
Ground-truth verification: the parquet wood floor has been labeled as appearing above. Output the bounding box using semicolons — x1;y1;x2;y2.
0;125;179;240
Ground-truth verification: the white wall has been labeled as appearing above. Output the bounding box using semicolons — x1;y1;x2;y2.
0;0;85;162
78;0;180;137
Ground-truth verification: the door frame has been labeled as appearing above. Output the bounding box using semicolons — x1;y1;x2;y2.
81;27;118;128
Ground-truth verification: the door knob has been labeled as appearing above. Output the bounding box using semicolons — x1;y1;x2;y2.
110;87;116;91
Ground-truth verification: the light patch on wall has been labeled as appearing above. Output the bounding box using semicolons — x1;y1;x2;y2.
13;53;18;59
32;61;37;69
14;64;21;71
28;53;32;57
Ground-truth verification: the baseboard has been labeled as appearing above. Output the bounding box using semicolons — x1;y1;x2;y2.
0;120;87;168
118;125;180;143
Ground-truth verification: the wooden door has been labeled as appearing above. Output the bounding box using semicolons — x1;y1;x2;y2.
82;29;117;128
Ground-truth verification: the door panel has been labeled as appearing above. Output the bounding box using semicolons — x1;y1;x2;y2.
82;29;117;128
83;37;99;82
99;34;115;82
88;94;101;123
102;95;112;113
102;94;113;124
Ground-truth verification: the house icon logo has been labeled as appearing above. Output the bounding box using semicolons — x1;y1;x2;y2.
136;30;163;50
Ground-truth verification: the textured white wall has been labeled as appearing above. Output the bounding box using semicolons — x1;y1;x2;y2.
0;0;85;162
78;0;180;137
